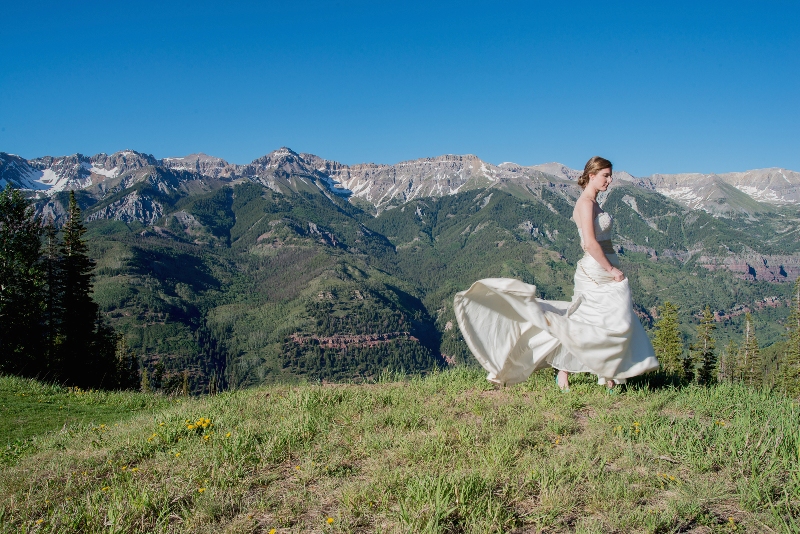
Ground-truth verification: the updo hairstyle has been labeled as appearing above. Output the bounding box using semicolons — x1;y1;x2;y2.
578;156;613;189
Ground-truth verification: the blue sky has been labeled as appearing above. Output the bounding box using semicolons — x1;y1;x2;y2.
1;1;797;175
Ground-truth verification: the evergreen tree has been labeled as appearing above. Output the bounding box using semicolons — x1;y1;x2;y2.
652;301;684;380
92;311;119;386
114;336;140;390
0;185;44;375
780;277;800;396
43;217;62;372
738;312;763;388
141;366;151;393
690;306;717;385
57;191;107;387
718;339;739;383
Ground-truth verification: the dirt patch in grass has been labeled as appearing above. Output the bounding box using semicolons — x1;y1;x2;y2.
573;406;596;432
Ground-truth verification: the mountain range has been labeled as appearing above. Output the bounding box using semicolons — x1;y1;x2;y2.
1;147;797;390
3;147;799;284
2;148;799;215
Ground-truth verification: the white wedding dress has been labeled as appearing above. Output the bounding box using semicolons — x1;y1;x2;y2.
454;212;659;386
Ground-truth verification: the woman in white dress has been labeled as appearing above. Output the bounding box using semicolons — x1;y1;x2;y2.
453;156;659;391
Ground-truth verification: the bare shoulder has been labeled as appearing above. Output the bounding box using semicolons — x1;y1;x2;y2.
573;196;595;224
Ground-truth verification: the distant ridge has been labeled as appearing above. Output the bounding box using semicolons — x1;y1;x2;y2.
1;148;798;217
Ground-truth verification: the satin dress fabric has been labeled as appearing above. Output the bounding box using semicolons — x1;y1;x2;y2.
453;213;659;386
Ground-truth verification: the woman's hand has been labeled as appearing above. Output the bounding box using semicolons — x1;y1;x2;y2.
611;267;625;282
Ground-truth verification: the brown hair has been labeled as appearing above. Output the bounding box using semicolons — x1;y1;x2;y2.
578;156;612;189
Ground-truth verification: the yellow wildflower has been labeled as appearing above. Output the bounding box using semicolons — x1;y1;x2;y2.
225;432;232;438
102;486;110;491
36;519;44;524
175;452;181;457
131;467;139;472
326;517;334;524
268;529;275;534
203;435;210;440
198;488;206;493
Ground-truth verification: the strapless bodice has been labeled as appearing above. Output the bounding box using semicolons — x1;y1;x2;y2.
576;212;613;244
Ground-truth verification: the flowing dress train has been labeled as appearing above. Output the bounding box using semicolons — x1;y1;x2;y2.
453;213;659;386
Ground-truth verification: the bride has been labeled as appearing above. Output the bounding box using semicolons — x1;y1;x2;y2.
453;156;659;391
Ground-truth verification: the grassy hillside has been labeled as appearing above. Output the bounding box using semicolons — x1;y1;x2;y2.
2;371;798;533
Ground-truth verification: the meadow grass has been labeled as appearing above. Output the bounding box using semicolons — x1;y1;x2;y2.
1;369;798;533
0;376;173;463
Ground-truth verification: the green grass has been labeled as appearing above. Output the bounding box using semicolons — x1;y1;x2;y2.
1;369;798;533
0;376;173;462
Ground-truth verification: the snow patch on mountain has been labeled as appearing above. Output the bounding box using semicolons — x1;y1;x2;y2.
88;165;120;178
736;185;793;204
657;187;704;206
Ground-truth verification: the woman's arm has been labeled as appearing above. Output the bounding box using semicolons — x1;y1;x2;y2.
576;199;624;281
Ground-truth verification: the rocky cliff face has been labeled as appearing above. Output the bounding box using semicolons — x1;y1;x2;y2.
698;253;800;283
85;190;165;225
303;153;589;211
162;153;234;179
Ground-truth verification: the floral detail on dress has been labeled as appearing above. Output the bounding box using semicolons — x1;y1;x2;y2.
595;212;613;240
577;212;614;245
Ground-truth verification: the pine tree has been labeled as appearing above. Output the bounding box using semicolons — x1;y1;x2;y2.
140;366;151;393
739;312;763;388
0;184;44;375
92;311;119;387
43;217;63;372
57;191;101;387
718;339;739;383
652;301;684;380
114;335;140;390
690;306;717;385
780;277;800;396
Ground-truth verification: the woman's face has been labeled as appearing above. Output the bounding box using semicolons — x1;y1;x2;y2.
589;168;613;191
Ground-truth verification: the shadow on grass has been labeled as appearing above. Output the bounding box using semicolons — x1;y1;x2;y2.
627;371;688;391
